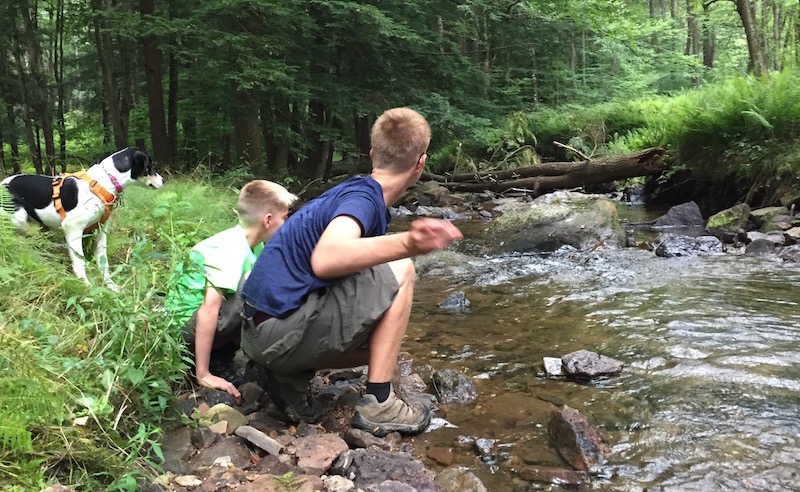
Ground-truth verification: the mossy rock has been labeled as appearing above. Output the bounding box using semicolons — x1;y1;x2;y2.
486;191;623;253
706;203;751;232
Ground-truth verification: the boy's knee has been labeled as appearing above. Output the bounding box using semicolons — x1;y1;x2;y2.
388;258;416;287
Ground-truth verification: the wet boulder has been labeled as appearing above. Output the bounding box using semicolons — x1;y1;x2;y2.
778;244;800;262
745;238;776;256
655;233;723;257
486;191;624;253
750;206;790;232
329;448;440;492
706;203;752;241
561;350;624;379
653;201;704;228
547;405;611;472
431;369;478;405
746;230;787;246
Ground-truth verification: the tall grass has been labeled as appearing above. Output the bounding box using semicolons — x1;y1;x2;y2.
521;70;800;184
0;177;240;490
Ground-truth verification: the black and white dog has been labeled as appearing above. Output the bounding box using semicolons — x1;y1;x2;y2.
1;148;164;290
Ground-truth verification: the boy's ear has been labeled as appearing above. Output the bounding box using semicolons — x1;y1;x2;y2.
414;153;427;173
262;213;273;229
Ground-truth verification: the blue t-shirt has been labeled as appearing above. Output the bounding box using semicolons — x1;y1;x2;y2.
242;175;390;318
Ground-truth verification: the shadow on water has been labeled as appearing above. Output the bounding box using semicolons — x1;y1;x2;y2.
394;206;800;491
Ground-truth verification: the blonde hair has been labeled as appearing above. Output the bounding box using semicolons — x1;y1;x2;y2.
370;107;431;172
236;180;297;226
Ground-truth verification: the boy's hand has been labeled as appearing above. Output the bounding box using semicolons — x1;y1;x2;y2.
408;218;463;255
199;373;241;399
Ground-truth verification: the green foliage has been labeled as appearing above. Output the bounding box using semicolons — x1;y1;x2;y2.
0;177;243;490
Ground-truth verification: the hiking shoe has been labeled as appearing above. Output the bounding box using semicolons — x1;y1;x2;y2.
245;362;320;423
352;388;431;437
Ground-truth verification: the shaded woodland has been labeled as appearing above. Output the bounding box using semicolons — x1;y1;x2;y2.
1;0;799;183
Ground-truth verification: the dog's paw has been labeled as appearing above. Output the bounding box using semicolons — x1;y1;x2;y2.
105;282;120;293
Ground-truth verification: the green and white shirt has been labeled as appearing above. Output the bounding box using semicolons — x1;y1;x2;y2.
165;226;263;326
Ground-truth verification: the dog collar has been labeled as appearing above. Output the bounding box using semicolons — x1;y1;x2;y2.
108;174;124;194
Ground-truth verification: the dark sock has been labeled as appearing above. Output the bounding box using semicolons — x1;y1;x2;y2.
366;381;391;403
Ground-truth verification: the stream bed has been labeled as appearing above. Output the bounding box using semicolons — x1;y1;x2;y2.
397;206;800;491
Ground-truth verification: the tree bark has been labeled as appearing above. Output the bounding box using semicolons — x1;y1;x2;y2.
299;99;329;180
735;0;769;76
92;0;128;149
425;148;668;194
20;0;56;174
6;104;21;174
167;0;179;165
232;89;266;177
140;0;170;165
54;0;66;170
11;23;43;174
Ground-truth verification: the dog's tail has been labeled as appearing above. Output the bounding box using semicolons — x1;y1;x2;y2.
0;184;16;215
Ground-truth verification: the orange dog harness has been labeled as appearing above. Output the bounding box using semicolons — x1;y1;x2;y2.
52;170;119;233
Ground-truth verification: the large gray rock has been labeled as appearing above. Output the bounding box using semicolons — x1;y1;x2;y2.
653;201;704;228
561;350;624;378
486;191;624;253
750;206;789;232
655;234;723;257
330;449;441;491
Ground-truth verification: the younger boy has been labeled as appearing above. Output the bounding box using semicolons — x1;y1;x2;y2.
166;180;297;398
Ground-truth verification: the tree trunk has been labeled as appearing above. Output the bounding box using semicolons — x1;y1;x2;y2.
54;0;67;170
353;113;371;174
299;99;329;180
20;0;56;174
426;148;669;194
167;50;178;165
771;0;781;70
6;104;21;174
232;89;266;176
735;0;769;76
11;26;43;174
701;2;717;68
92;0;128;149
167;0;179;165
140;0;170;165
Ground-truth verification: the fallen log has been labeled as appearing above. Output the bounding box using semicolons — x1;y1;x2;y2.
424;147;668;194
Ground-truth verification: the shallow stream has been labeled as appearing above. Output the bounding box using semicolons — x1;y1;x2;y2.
397;204;800;491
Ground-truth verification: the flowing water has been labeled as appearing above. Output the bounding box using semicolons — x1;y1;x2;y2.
394;205;800;491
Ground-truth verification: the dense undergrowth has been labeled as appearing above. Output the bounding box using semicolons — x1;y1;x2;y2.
430;70;800;208
0;176;240;490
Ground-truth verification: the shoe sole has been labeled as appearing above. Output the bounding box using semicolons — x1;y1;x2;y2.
351;406;432;437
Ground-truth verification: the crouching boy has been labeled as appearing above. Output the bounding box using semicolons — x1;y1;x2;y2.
165;180;297;398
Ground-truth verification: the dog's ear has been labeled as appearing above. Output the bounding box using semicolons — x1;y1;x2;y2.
129;149;157;179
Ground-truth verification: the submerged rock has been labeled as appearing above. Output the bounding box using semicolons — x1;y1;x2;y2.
518;465;587;486
432;369;478;405
437;291;470;312
547;405;611;472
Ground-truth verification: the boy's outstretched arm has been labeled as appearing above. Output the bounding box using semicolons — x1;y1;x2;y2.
195;287;240;398
311;216;463;279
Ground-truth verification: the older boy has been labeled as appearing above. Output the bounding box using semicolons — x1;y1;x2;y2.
241;108;462;435
166;180;297;398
